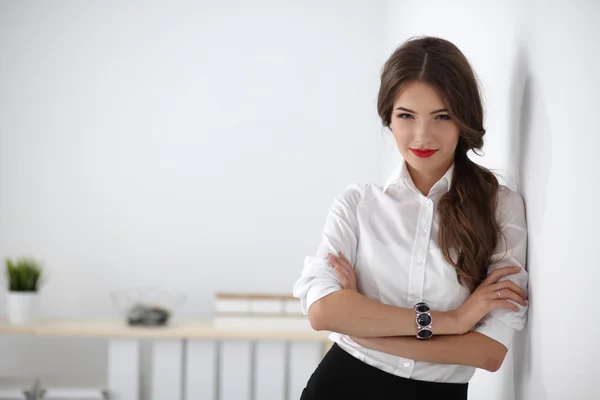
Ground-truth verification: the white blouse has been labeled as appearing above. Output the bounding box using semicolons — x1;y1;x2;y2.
292;162;529;383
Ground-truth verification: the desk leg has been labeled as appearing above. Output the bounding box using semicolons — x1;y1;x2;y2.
184;340;219;400
151;339;184;400
107;339;140;400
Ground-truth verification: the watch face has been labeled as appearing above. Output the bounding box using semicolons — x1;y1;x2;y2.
417;329;433;339
417;313;432;327
415;304;430;313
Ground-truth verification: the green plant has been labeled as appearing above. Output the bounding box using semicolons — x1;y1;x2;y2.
5;257;44;292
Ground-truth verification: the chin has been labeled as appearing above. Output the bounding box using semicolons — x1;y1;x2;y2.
405;156;445;174
405;153;435;165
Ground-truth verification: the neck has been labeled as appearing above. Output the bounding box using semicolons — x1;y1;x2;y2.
406;161;453;196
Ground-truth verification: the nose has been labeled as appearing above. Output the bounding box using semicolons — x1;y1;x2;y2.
414;120;434;146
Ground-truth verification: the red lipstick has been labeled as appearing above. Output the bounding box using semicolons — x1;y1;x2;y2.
410;148;437;158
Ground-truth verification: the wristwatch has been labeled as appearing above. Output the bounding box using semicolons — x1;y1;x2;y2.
414;301;433;339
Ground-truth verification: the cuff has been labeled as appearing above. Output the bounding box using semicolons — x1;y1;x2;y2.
474;318;517;350
303;284;341;315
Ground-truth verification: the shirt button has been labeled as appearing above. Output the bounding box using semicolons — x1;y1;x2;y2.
412;294;420;301
415;260;422;266
421;231;427;237
404;361;411;367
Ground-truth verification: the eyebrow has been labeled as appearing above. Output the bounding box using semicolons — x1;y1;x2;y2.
394;107;448;115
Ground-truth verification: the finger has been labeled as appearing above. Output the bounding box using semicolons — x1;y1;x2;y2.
490;281;527;301
331;254;353;275
481;266;522;286
335;266;353;290
328;254;345;272
333;266;347;287
333;263;349;283
490;299;520;313
327;253;339;267
493;289;527;307
336;252;353;271
490;281;527;300
338;251;349;263
329;254;356;288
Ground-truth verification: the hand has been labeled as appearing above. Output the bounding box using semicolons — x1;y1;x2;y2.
328;251;357;292
453;266;528;334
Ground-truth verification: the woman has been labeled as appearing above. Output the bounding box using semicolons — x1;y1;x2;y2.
292;36;529;400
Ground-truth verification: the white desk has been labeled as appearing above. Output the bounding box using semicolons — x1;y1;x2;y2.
0;318;331;400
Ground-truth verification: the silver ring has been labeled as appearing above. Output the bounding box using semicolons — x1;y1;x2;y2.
496;291;501;298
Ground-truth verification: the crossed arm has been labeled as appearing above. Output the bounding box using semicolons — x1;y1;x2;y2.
309;252;527;373
350;327;507;373
309;287;511;373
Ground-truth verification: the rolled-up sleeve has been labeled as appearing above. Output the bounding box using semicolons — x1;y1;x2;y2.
474;186;529;349
292;183;366;315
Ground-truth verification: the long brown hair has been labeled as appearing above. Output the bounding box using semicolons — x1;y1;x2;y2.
377;36;502;292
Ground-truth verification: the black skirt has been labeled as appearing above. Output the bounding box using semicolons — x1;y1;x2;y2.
300;343;468;400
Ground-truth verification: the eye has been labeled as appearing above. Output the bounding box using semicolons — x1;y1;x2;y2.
435;114;451;120
397;113;414;119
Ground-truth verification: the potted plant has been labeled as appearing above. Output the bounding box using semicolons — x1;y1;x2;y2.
4;257;44;324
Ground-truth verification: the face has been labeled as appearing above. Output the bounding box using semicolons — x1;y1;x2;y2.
389;81;460;178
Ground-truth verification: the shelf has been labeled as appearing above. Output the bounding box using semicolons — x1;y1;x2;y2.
0;318;329;341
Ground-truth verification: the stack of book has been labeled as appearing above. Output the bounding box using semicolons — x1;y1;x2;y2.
213;293;310;330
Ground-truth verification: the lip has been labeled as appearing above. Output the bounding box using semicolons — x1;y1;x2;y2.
410;148;437;158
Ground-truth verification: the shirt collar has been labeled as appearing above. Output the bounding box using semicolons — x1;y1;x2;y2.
383;161;455;194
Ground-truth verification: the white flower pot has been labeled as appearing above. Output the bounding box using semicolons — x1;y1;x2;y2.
6;291;39;324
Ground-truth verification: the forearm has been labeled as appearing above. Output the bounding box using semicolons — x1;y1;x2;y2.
308;289;458;337
353;331;507;372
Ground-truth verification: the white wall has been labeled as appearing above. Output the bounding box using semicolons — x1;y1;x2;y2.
0;0;386;319
513;1;600;399
0;0;386;397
